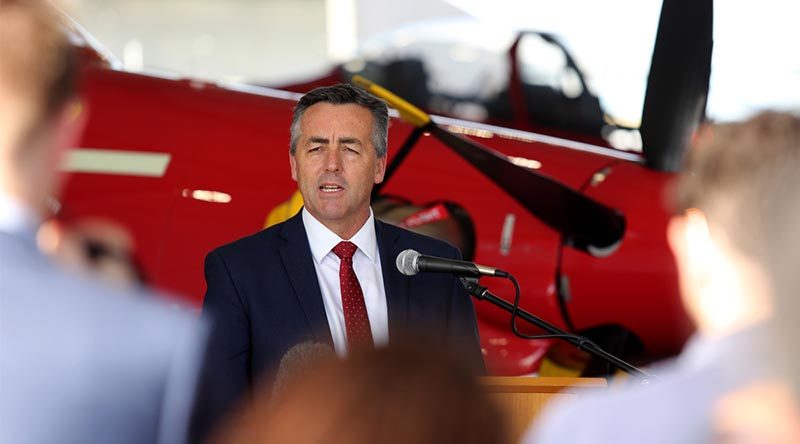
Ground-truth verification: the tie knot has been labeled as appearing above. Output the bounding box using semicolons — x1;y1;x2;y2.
332;241;358;260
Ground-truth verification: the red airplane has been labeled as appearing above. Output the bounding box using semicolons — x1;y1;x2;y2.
58;0;710;375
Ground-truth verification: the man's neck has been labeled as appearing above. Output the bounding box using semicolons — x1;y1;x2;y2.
1;154;47;219
314;212;371;240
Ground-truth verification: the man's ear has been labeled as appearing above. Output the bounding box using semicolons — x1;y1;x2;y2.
668;208;722;329
667;214;689;271
52;100;88;161
46;100;87;185
670;208;774;335
668;209;714;287
289;154;298;182
374;155;387;184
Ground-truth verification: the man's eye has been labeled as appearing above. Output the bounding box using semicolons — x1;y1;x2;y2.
344;147;360;154
308;146;321;152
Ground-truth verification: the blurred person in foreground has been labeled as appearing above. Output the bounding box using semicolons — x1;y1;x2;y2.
0;2;207;443
526;112;800;443
711;117;800;443
213;343;508;444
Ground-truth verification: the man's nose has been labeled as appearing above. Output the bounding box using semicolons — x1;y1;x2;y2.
324;149;343;172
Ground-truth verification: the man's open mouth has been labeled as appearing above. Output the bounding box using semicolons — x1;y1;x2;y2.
319;184;343;193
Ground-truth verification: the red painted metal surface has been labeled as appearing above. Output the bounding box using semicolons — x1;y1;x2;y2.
561;162;694;358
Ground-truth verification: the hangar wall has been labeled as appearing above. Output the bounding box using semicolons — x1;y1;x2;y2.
63;0;463;85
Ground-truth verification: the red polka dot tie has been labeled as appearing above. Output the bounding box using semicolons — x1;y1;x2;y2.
332;241;374;349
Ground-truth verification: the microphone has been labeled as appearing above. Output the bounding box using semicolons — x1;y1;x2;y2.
395;249;508;278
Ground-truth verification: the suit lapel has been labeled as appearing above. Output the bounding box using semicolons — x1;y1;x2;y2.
278;212;334;347
376;220;410;340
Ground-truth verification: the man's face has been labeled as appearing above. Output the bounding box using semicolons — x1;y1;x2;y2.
290;102;386;237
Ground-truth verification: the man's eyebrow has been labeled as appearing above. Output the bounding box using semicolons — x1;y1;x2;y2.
308;136;329;144
338;137;362;145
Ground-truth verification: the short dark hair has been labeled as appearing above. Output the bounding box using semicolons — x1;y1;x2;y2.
218;344;508;444
672;111;800;259
0;0;77;128
289;83;389;157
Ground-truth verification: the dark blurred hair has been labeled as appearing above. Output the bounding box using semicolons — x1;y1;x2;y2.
0;0;77;135
672;111;800;259
290;83;389;157
217;344;508;444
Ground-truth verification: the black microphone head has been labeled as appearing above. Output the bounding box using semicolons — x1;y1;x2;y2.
396;249;420;276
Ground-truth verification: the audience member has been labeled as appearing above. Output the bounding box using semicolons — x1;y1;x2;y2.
526;112;800;443
0;2;207;443
214;343;508;444
710;115;800;443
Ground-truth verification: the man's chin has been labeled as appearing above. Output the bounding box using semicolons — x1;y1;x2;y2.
306;206;348;224
307;205;372;228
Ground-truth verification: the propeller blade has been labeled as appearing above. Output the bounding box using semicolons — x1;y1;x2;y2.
429;125;624;251
640;0;713;172
354;75;625;252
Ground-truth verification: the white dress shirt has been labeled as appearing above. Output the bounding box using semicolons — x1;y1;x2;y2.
302;207;389;355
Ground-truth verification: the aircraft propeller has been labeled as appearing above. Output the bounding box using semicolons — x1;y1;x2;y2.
640;0;712;172
353;75;626;255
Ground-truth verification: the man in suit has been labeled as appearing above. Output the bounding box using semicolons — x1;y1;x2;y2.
526;112;800;443
0;2;207;443
202;83;483;409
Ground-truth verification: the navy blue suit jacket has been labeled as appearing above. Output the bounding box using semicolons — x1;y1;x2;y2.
201;211;483;402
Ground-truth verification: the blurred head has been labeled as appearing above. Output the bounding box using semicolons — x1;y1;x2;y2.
755;119;800;408
219;344;508;444
669;112;800;337
710;160;800;442
0;0;84;215
289;84;388;238
37;217;145;288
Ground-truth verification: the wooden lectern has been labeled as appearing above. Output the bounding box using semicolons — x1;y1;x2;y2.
482;377;608;442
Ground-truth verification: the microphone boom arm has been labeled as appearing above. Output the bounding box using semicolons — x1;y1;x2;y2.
460;277;649;378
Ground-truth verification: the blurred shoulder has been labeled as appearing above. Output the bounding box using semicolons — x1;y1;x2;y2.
526;362;717;444
1;264;207;360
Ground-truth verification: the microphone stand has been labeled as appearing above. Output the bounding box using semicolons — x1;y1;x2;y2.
460;277;650;378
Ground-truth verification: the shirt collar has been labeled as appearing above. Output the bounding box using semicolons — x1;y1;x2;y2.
302;207;378;264
679;322;772;373
0;190;40;239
